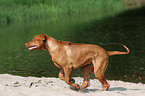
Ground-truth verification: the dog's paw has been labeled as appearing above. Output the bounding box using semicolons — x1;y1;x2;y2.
75;84;80;91
70;78;75;83
69;84;80;91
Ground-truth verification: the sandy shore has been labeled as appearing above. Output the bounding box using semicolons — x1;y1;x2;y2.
0;74;144;96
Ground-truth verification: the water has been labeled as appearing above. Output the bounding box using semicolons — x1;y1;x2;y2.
0;7;145;84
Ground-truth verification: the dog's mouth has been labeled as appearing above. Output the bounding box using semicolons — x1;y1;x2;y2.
28;46;38;51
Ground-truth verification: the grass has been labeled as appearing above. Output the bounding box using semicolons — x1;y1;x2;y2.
0;0;125;25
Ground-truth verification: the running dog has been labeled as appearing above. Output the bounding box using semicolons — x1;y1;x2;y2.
25;34;129;91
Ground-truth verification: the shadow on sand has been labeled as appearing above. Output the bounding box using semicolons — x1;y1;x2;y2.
69;86;145;93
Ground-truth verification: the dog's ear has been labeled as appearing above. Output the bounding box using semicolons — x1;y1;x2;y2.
41;34;47;43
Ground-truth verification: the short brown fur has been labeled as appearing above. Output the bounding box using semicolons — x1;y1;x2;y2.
25;34;129;91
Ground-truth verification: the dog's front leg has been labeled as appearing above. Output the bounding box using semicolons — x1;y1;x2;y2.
59;69;75;83
63;66;80;90
59;69;65;80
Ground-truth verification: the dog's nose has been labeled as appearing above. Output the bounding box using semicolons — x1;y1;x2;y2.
25;43;28;47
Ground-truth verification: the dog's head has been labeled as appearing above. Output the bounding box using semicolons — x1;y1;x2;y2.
25;34;47;51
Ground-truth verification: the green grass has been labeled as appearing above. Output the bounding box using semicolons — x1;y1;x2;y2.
0;0;125;25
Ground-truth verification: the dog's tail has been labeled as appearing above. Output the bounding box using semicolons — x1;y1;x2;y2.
107;45;130;56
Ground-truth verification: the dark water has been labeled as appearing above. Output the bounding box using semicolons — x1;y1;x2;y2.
0;7;145;84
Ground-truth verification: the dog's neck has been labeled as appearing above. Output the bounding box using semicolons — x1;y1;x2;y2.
45;36;59;54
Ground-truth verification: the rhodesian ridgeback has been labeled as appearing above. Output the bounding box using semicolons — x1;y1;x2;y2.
25;34;129;91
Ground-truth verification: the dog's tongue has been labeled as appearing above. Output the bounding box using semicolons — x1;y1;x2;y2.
29;46;37;50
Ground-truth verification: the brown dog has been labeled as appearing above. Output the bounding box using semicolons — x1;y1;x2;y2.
25;34;129;91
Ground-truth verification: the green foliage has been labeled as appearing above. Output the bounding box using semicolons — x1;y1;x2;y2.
0;0;125;25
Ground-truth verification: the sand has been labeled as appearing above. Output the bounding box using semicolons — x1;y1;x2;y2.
0;74;144;96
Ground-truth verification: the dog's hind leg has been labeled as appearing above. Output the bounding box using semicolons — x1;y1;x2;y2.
82;64;93;88
93;56;110;91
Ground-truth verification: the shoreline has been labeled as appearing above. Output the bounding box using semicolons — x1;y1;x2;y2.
0;74;144;96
